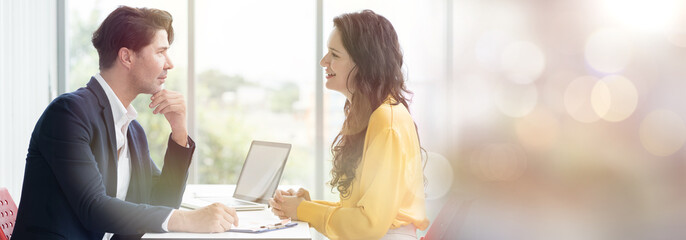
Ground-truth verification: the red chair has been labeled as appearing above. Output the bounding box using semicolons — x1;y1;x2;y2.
0;188;17;240
421;197;473;240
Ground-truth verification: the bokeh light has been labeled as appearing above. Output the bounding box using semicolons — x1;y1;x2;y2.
424;152;453;200
584;28;633;73
591;75;638;122
639;109;686;157
500;41;546;84
495;82;538;118
564;76;601;123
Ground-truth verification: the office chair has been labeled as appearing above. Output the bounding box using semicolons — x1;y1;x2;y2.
0;188;17;240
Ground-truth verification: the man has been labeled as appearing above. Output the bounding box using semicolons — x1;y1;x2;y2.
12;6;238;239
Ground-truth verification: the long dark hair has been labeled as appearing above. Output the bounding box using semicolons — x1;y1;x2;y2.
329;10;417;198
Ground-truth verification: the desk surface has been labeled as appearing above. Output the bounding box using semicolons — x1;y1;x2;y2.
142;184;311;240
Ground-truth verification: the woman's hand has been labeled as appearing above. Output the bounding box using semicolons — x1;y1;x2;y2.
270;188;310;220
293;188;311;201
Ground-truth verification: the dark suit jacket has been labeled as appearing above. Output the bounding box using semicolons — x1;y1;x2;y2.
12;78;196;239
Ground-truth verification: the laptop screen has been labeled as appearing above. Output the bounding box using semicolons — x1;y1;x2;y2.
233;141;291;204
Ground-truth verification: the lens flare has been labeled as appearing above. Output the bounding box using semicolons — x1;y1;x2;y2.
591;75;638;122
602;0;679;33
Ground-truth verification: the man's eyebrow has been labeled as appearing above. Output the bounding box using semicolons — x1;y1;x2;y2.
157;46;169;51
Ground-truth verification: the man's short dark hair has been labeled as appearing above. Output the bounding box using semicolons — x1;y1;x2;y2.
92;6;174;70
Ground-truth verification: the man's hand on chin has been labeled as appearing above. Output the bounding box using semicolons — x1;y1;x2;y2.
149;89;188;147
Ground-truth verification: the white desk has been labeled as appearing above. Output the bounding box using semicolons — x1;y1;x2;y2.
142;184;311;240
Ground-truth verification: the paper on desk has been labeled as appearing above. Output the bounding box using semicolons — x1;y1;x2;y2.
231;218;292;232
235;208;282;225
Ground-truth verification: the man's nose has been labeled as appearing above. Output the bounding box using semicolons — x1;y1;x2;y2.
165;56;174;70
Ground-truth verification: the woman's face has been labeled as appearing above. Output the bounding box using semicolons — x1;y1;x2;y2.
320;28;356;98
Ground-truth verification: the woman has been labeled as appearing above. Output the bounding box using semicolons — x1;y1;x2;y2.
270;10;429;239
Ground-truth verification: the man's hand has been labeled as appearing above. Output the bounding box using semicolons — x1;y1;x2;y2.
168;203;239;233
149;89;187;146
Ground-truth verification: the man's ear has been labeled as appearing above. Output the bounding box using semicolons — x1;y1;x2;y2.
118;47;134;70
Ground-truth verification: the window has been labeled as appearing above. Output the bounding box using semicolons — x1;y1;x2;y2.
193;0;316;190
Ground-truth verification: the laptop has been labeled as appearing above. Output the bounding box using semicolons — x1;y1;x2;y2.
181;140;291;211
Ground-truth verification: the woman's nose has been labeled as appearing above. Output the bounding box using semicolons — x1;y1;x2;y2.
320;53;329;67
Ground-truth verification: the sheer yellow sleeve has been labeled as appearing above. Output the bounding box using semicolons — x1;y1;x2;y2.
312;200;340;207
297;128;409;240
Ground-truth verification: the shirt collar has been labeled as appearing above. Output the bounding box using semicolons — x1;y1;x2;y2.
93;73;138;125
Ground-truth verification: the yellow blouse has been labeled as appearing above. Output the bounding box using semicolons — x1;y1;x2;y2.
297;98;430;240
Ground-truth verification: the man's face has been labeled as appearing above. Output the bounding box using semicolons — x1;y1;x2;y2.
130;29;174;94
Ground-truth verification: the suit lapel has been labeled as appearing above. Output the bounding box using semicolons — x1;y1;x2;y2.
87;77;118;197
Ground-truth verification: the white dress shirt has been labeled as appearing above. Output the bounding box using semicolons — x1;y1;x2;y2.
94;74;173;239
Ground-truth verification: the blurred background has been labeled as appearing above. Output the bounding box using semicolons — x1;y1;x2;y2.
2;0;686;239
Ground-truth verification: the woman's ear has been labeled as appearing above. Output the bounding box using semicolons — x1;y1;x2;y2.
118;47;133;70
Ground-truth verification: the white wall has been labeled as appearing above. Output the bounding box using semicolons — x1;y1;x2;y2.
0;0;57;201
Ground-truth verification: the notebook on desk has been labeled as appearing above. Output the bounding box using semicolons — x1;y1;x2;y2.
182;141;291;211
